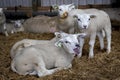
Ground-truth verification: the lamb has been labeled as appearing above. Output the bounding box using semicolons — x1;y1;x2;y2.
74;13;111;58
0;13;24;37
0;8;24;36
23;15;58;33
4;20;24;35
11;32;86;77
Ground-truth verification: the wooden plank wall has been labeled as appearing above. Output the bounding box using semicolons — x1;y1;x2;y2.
0;0;111;8
0;0;32;7
41;0;111;6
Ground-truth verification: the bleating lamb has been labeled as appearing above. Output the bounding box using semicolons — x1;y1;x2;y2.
11;32;86;77
74;13;111;58
23;15;58;33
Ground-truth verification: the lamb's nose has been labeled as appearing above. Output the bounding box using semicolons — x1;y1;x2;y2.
83;25;87;29
76;44;80;47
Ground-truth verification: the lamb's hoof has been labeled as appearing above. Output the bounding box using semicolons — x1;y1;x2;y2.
107;50;111;54
88;54;94;59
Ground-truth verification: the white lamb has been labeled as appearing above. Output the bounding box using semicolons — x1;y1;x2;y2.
4;20;24;36
74;13;111;58
0;8;24;36
11;32;86;77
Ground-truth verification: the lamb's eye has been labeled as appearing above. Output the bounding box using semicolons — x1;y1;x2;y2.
65;41;69;43
78;19;81;22
59;9;62;11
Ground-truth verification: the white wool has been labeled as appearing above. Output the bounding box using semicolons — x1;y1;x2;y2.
23;15;58;33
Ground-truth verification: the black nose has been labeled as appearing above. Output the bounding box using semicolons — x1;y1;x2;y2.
83;25;87;29
76;44;80;47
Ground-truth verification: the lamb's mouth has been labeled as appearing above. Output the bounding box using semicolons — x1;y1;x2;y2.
73;48;80;56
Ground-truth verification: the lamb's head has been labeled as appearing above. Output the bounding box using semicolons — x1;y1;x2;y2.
55;32;86;56
74;14;96;29
11;19;25;32
14;20;24;28
55;3;75;18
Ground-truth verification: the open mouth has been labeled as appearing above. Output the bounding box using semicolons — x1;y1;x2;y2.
73;47;80;55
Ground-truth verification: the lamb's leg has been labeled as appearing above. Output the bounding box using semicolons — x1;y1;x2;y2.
4;31;9;36
105;28;111;54
3;23;9;36
35;58;60;77
55;60;72;70
63;64;72;69
97;31;104;50
89;33;96;58
78;38;85;58
11;30;14;34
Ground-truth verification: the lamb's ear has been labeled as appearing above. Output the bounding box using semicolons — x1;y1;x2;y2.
20;19;25;24
54;31;68;38
55;40;63;47
52;5;59;10
73;14;78;19
68;3;75;10
54;32;61;38
90;14;96;18
77;33;86;39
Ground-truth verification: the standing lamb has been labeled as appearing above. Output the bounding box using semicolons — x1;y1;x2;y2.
11;32;86;77
74;12;111;58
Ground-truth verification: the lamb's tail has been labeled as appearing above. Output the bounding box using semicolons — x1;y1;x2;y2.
10;39;30;59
